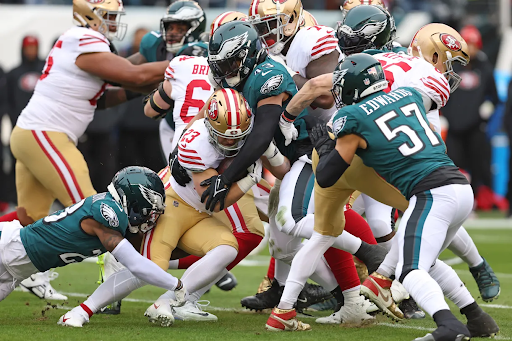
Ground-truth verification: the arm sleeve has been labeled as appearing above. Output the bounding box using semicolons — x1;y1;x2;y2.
111;239;180;291
177;128;210;172
222;104;282;182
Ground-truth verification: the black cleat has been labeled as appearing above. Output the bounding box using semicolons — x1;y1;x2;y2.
241;279;282;311
98;300;121;315
399;297;425;319
296;283;333;311
415;310;471;341
354;242;388;274
215;271;238;291
462;302;499;338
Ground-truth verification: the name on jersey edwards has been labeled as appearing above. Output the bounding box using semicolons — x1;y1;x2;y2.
359;88;413;115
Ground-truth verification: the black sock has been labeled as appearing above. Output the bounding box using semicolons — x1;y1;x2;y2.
354;241;371;259
433;309;458;325
460;302;481;318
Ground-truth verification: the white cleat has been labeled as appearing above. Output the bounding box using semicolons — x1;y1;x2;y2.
145;301;175;327
390;279;410;304
172;300;218;322
20;271;68;300
316;296;376;325
57;310;89;328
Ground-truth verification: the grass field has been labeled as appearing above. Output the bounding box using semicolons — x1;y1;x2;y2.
1;221;511;341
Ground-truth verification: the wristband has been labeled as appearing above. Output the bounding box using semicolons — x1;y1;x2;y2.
263;143;285;167
158;82;174;106
125;90;140;101
282;110;296;123
236;174;257;193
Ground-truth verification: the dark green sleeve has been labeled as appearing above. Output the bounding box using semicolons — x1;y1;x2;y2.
332;108;359;138
91;198;129;236
254;68;297;103
139;31;161;63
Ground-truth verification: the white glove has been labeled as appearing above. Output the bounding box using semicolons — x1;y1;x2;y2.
270;54;297;78
237;160;262;193
479;100;494;120
247;160;263;181
171;280;187;307
279;114;298;146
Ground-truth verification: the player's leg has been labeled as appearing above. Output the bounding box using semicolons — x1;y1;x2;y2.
396;185;474;341
447;226;500;302
361;194;397;251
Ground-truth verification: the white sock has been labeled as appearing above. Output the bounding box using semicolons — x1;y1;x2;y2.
343;285;361;304
447;226;483;268
189;269;228;302
180;245;237;294
278;231;335;310
378;238;394;252
429;259;475;309
309;256;339;292
274;259;290;286
291;214;362;254
103;252;126;279
82;268;146;314
402;269;449;317
377;237;399;278
168;259;179;270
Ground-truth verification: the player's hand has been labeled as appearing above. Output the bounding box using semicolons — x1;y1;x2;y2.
247;160;262;183
170;148;191;186
279;115;298;146
171;279;187;307
200;174;232;211
310;123;335;157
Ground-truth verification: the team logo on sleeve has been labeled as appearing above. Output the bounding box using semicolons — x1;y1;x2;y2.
332;116;347;135
260;74;284;94
100;203;119;227
440;34;461;51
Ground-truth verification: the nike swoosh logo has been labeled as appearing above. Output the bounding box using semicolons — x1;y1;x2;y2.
190;312;209;316
217;278;232;287
153;304;160;309
297;298;307;303
62;317;70;323
369;277;392;305
262;71;272;76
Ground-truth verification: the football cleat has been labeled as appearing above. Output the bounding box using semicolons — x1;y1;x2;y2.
98;300;121;315
306;298;337;312
172;300;218;321
241;279;282;311
296;283;333;311
399;297;425;319
469;258;500;302
20;271;68;300
145;301;175;327
315;295;376;325
361;272;404;321
257;276;272;294
414;323;471;341
265;308;311;331
215;271;238;291
462;303;499;338
57;309;89;328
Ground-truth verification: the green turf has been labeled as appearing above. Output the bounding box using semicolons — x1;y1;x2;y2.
1;224;511;341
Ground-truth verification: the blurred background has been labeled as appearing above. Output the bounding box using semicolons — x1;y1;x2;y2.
0;0;511;218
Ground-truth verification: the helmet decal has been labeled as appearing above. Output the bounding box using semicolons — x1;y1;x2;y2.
208;98;219;120
440;33;462;51
139;184;165;208
333;68;348;86
100;203;119;227
339;19;387;39
87;0;105;4
260;74;283;94
211;31;249;60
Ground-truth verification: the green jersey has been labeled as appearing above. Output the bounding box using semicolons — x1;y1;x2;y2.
20;193;128;272
235;56;309;160
332;87;455;199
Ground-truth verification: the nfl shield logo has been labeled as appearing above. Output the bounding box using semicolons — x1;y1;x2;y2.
363;78;370;85
173;201;179;207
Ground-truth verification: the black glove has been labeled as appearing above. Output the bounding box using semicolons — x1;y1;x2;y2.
200;174;232;211
169;147;191;186
310;123;335;158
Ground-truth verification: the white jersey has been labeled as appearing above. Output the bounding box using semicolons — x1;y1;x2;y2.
165;56;214;149
171;119;224;213
17;27;111;144
373;52;451;133
281;25;344;121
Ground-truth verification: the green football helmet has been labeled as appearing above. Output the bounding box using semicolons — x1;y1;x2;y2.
177;41;208;57
107;166;166;234
208;21;266;89
331;53;388;107
161;0;206;53
336;5;394;55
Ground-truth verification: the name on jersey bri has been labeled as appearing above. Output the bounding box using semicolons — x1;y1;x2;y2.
192;64;209;75
359;89;413;115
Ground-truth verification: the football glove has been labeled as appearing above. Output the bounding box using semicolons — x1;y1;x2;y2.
310;123;335;158
279;114;298;146
169;147;191;186
200;174;232;211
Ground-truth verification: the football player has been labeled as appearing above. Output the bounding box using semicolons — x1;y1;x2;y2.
5;0;170;301
336;5;500;312
60;89;290;327
283;53;497;341
0;166;186;313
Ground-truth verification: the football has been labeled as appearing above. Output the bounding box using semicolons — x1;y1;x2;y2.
217;158;234;174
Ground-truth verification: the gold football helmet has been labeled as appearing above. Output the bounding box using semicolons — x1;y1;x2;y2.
73;0;127;41
342;0;386;12
210;11;248;36
301;10;318;27
204;89;254;157
248;0;304;54
408;23;469;92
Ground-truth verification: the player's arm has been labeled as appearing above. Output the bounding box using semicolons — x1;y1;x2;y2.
75;52;168;88
311;124;366;188
293;51;339;109
82;218;183;292
285;73;333;117
126;52;147;65
144;80;173;119
96;87;141;110
261;142;290;180
192;168;256;212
